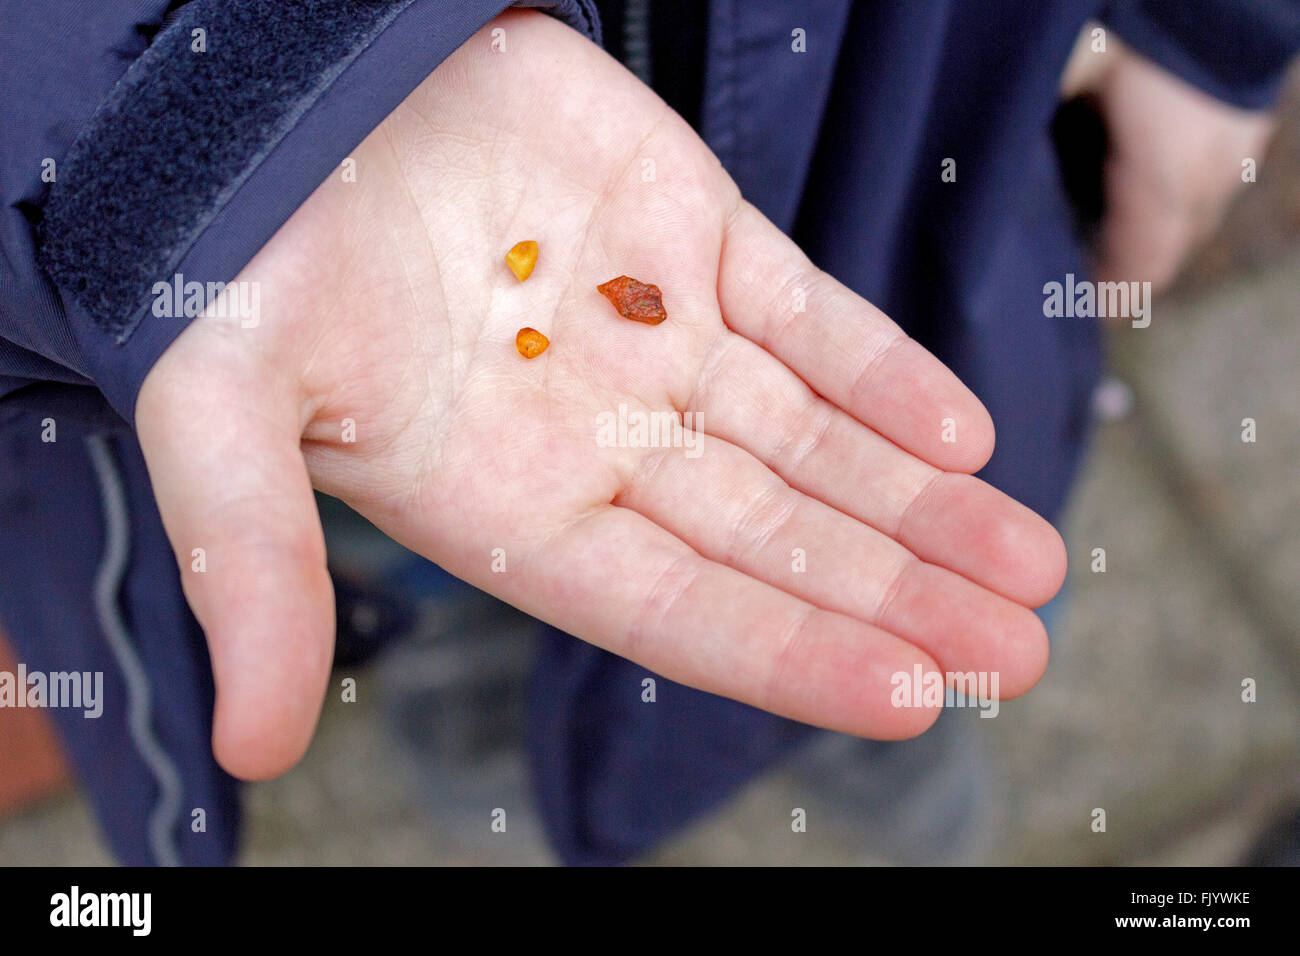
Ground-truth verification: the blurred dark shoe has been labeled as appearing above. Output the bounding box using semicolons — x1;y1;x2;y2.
1243;804;1300;866
785;704;1007;865
330;567;418;668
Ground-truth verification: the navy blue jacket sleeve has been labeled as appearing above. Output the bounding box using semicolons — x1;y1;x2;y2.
1100;0;1300;110
1;0;599;425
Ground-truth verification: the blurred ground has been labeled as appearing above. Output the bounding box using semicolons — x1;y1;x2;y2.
2;70;1299;868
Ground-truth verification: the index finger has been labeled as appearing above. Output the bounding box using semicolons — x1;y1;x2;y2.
717;200;995;473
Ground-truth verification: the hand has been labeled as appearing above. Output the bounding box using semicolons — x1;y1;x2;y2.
136;9;1064;780
1063;32;1275;290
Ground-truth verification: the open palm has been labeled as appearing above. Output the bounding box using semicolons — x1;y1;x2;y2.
137;9;1064;779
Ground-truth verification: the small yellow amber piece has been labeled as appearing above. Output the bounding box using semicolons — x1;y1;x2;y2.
505;240;539;281
515;327;549;358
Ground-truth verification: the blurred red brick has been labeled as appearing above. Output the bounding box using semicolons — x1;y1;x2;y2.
0;628;71;815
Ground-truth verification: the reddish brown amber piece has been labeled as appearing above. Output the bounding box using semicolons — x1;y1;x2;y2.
515;327;549;358
597;275;667;325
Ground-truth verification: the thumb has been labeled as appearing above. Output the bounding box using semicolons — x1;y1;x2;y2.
136;322;334;780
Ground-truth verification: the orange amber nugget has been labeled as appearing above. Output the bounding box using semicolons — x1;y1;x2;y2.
597;275;667;325
505;240;539;281
515;327;549;358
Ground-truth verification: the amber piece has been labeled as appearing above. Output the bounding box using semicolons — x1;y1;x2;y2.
505;240;539;281
597;275;667;325
515;327;549;358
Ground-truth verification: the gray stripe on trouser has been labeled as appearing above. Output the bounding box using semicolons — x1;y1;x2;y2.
86;434;184;867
